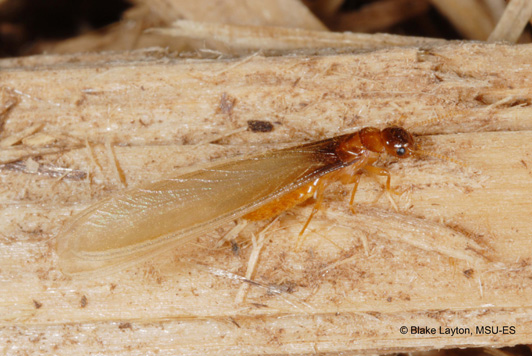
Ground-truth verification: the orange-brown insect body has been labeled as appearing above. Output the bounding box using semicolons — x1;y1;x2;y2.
57;126;416;276
244;182;318;220
244;126;415;222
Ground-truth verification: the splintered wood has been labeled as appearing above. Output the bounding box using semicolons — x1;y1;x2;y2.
1;42;532;354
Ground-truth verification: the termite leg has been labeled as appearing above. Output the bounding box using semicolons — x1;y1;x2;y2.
347;174;362;214
364;165;400;195
364;165;400;211
296;178;326;250
332;165;365;214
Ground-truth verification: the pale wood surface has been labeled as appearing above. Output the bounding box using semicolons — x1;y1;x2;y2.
487;0;532;43
134;0;327;30
1;42;532;354
150;20;447;54
36;0;326;55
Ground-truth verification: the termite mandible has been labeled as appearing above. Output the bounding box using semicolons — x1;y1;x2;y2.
57;126;419;276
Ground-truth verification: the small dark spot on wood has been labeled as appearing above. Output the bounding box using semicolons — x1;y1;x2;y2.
231;240;239;256
276;281;296;294
247;120;274;133
229;317;241;328
474;94;488;105
519;259;530;268
110;283;117;291
521;159;528;169
119;322;132;330
80;295;88;308
433;73;444;82
33;299;42;309
416;48;434;62
509;98;530;107
386;297;392;302
219;92;236;115
463;268;474;278
75;95;86;106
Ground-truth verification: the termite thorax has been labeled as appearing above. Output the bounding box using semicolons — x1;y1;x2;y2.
335;131;368;164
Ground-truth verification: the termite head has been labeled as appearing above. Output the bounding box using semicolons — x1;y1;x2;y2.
381;127;415;158
359;126;415;158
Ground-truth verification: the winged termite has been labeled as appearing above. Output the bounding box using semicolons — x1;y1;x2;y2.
57;126;417;276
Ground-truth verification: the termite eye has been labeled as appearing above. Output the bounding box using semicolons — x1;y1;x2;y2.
396;147;406;156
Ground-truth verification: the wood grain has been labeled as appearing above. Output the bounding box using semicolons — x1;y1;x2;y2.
1;42;532;354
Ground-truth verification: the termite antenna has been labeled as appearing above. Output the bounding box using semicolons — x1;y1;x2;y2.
413;148;467;168
417;107;471;128
389;108;465;130
417;110;453;127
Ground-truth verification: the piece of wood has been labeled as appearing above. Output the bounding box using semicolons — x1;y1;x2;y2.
135;0;327;30
1;42;532;354
430;0;495;40
35;0;326;55
148;20;447;55
488;0;532;43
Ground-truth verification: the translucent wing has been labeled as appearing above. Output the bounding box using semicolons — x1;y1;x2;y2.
57;136;362;275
